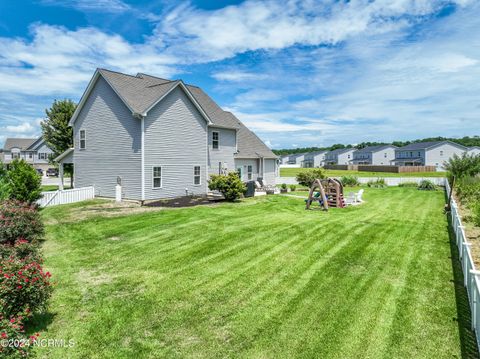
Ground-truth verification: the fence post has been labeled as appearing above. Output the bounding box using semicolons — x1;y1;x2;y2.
471;270;480;331
464;242;472;287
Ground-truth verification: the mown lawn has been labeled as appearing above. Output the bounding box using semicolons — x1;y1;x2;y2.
280;167;447;178
34;187;469;358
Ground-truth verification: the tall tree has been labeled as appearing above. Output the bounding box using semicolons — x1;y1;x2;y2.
41;99;76;187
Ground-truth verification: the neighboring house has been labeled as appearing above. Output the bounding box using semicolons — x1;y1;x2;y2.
2;137;54;172
278;155;290;165
287;153;306;166
468;146;480;156
303;150;328;167
57;68;277;201
325;148;356;165
351;145;397;165
392;141;468;170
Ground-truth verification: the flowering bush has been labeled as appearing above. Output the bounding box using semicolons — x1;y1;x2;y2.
0;314;35;358
0;254;52;319
0;201;44;245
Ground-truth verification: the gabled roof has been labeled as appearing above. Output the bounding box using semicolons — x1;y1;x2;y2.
26;137;47;151
70;68;275;159
305;150;328;157
355;144;396;153
3;138;37;151
397;140;467;151
327;148;356;155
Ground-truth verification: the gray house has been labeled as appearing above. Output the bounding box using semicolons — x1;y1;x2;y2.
287;153;306;166
303;150;328;167
392;141;468;170
2;137;54;172
325;148;356;165
58;68;277;201
468;146;480;156
351;145;397;165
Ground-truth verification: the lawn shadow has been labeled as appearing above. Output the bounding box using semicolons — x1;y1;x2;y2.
25;311;56;335
447;214;480;359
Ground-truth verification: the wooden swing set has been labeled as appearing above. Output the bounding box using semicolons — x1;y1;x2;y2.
305;178;346;210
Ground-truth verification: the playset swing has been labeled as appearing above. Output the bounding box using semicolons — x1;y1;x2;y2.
305;178;346;210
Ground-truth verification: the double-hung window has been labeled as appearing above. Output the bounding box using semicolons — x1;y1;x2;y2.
194;166;201;185
212;131;219;149
79;130;86;149
153;166;162;188
247;165;253;180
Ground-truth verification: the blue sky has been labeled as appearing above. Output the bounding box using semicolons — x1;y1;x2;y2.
0;0;478;149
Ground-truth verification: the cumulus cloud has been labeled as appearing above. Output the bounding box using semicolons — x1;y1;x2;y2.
41;0;131;13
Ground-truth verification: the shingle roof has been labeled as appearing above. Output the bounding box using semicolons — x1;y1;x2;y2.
327;148;356;155
98;69;275;159
398;140;467;151
355;144;396;152
3;138;37;151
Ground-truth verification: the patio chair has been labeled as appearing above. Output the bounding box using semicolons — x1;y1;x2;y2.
345;192;356;205
355;189;364;203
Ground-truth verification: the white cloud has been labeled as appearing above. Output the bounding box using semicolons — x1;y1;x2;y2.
41;0;131;13
212;71;269;82
4;122;36;134
154;0;472;62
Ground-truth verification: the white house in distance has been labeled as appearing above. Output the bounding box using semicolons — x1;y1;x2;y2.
303;150;328;167
391;140;468;170
56;68;277;201
324;148;356;165
2;137;54;173
468;146;480;156
351;145;397;165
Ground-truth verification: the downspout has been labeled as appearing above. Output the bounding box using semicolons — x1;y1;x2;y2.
141;116;145;203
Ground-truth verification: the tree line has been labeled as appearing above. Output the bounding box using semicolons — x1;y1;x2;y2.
272;136;480;156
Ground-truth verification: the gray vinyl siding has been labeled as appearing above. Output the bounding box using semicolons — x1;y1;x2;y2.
263;159;276;185
425;143;466;170
73;76;142;199
207;127;236;175
371;148;395;165
234;159;259;181
337;150;355;165
144;86;208;200
34;143;54;164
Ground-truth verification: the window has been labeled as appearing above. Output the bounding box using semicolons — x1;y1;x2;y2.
440;150;444;156
194;166;201;185
12;153;20;159
152;166;162;188
384;153;387;158
236;167;242;179
79;130;86;149
409;151;413;157
247;165;253;180
38;153;47;160
28;152;33;159
212;131;219;149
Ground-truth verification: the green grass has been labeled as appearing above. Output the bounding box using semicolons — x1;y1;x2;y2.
33;188;471;358
280;167;447;178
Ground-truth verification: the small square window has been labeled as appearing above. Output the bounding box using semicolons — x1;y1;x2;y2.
212;131;219;149
194;166;201;185
79;130;86;150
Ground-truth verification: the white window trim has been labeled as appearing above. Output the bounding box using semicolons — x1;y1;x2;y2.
79;130;86;150
212;131;219;150
247;165;253;180
193;166;201;186
152;166;162;189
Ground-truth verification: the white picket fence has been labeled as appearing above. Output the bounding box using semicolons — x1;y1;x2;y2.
38;186;95;208
446;180;480;350
277;176;446;186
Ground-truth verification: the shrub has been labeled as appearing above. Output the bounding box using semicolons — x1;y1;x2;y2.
418;180;437;191
208;172;246;201
0;314;34;358
296;168;326;187
367;178;387;188
6;159;42;203
289;184;297;192
398;182;418;187
444;153;480;182
0;255;52;319
341;175;359;187
0;201;44;246
0;240;41;262
456;176;480;204
0;162;10;201
280;183;287;190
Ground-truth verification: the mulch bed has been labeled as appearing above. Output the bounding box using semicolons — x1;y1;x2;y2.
145;196;223;208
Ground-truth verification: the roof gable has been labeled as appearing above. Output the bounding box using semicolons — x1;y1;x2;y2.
3;138;37;151
398;140;467;151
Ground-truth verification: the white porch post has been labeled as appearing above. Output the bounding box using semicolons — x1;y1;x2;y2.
141;116;145;202
59;163;64;190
